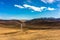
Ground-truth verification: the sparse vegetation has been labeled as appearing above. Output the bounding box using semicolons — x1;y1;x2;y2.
0;18;60;40
0;27;60;40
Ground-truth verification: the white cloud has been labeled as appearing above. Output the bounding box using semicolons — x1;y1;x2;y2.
23;4;46;12
47;7;55;11
41;0;55;3
14;4;24;8
40;7;47;10
14;4;56;12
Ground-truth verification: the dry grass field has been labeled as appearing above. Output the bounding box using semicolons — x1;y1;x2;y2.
0;27;60;40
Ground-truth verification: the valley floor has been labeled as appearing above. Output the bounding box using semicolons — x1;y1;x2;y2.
0;27;60;40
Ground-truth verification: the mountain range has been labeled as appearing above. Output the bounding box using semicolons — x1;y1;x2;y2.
0;18;60;29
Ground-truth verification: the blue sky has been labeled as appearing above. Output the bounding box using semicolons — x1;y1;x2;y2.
0;0;60;20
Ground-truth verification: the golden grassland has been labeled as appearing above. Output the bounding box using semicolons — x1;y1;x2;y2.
0;27;60;40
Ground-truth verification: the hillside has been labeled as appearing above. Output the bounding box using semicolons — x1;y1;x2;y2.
0;20;23;28
0;18;60;29
25;18;60;29
0;19;60;40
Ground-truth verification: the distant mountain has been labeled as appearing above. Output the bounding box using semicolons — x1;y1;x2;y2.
25;18;60;29
0;20;23;28
0;20;22;25
0;18;60;29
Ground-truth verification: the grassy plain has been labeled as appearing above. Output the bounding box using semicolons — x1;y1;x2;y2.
0;26;60;40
